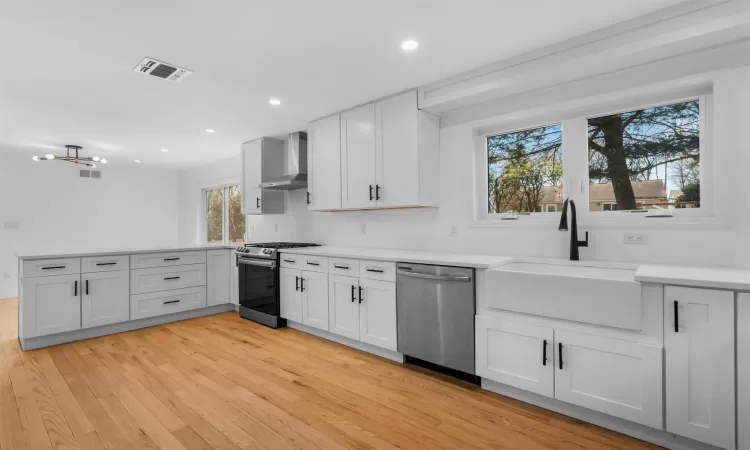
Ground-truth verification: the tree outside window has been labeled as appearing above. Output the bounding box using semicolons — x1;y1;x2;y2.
205;185;246;244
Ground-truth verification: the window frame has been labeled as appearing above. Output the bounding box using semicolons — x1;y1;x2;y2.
202;181;247;244
474;92;717;229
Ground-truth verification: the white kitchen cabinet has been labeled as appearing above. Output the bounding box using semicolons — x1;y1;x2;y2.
554;329;663;429
207;249;231;306
301;270;328;331
308;114;342;211
82;270;130;329
340;103;377;209
21;274;81;338
241;137;285;215
280;268;303;323
328;275;360;340
374;90;439;208
230;252;239;306
475;316;554;398
359;278;397;351
738;294;750;450
665;286;735;449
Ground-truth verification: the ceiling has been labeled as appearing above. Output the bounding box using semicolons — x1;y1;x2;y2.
0;0;688;169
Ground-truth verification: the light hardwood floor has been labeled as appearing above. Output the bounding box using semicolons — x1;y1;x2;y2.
0;298;660;449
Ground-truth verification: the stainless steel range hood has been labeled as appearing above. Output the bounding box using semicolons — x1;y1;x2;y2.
260;131;308;190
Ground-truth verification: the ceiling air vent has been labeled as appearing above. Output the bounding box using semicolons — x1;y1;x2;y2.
79;169;102;180
133;57;192;83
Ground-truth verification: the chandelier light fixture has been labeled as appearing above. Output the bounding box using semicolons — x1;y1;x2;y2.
32;145;108;167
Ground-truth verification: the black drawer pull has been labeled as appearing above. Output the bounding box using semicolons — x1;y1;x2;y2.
164;276;181;281
366;268;384;273
300;277;305;292
351;285;356;302
164;300;180;305
369;185;374;201
674;300;679;333
358;286;363;303
42;266;66;270
295;276;299;291
376;184;381;200
307;262;319;266
256;197;260;209
334;265;349;270
542;340;547;366
558;343;563;370
74;280;78;296
164;257;180;262
283;259;296;263
95;262;117;266
85;280;89;295
307;192;311;205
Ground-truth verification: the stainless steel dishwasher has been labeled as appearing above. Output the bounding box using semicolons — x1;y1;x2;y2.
396;262;476;376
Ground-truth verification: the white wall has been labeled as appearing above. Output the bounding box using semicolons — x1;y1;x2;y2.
179;66;750;270
0;151;179;298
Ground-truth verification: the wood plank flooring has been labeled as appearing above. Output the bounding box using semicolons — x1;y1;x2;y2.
0;298;660;449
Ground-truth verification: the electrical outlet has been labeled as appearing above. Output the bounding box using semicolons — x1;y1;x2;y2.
624;234;648;245
3;271;9;280
450;224;458;236
360;223;367;234
3;221;19;230
274;223;279;232
251;224;255;233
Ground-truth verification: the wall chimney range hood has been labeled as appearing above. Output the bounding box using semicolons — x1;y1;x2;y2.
260;132;308;190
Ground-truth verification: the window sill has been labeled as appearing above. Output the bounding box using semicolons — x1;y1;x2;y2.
472;214;729;230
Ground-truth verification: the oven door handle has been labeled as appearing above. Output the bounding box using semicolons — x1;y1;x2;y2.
238;258;277;269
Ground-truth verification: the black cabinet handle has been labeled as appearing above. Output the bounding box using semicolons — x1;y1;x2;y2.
164;300;180;305
334;265;349;270
369;185;373;201
376;185;381;200
295;276;299;291
95;262;117;266
256;197;260;209
42;266;66;270
674;300;679;333
558;343;563;370
351;285;356;302
307;192;311;205
300;277;305;292
542;340;547;366
164;257;180;262
85;280;89;295
307;262;319;266
284;259;296;263
358;286;363;304
366;268;384;273
164;276;181;281
74;280;78;296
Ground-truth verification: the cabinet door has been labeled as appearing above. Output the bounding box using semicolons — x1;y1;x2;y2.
739;294;750;450
340;103;376;209
665;286;735;449
241;139;263;214
475;316;554;398
22;274;81;338
230;252;239;306
328;275;359;340
207;249;231;306
82;270;129;328
375;90;420;208
308;114;342;211
554;329;663;429
359;279;397;351
301;271;328;331
280;268;302;322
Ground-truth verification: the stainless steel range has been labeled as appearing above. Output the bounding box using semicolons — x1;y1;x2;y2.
235;242;319;328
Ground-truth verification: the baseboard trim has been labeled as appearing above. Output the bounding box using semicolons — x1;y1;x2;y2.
287;320;403;363
20;303;236;351
481;379;724;450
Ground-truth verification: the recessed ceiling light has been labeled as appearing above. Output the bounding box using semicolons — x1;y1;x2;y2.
134;159;141;163
161;148;169;152
205;129;215;133
401;39;419;51
269;98;281;106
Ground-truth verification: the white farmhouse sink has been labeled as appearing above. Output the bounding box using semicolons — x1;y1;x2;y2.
487;261;642;330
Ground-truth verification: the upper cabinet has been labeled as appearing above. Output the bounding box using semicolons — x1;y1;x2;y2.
241;138;285;215
308;90;440;211
308;114;342;211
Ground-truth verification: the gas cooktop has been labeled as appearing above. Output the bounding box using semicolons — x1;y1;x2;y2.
236;242;320;258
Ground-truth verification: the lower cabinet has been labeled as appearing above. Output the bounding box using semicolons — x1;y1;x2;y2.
301;270;329;330
664;286;735;449
82;270;130;329
130;286;207;320
280;268;303;322
739;294;750;450
359;278;397;351
476;316;662;429
329;275;360;340
207;249;231;306
21;273;81;338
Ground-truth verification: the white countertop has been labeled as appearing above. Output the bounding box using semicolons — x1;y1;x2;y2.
635;264;750;291
16;243;235;260
279;246;514;269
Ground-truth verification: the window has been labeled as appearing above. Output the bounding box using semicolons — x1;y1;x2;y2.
204;185;246;244
602;203;617;212
588;100;700;212
487;124;563;214
546;204;559;213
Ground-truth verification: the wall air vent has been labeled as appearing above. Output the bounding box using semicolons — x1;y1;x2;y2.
79;169;102;180
133;57;192;83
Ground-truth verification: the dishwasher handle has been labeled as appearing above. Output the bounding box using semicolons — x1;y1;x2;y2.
397;269;472;282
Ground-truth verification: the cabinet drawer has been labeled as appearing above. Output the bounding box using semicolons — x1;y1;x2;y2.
23;258;81;278
82;255;130;273
360;260;395;281
280;254;302;269
130;287;207;320
130;251;206;269
300;255;329;273
329;258;359;277
130;264;207;294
